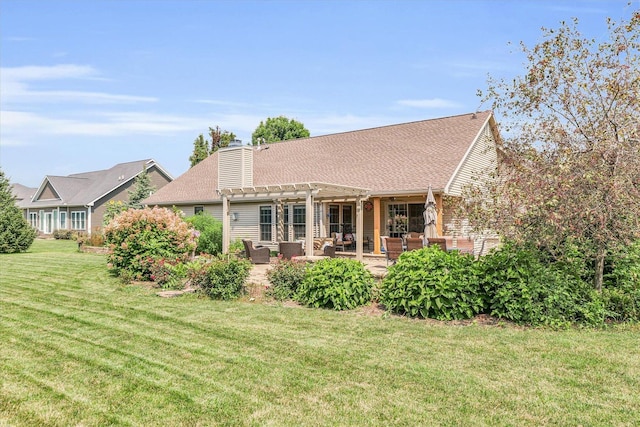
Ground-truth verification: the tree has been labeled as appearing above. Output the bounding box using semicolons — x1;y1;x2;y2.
251;116;310;145
465;12;640;291
189;126;237;167
189;134;209;167
127;165;156;209
0;168;37;253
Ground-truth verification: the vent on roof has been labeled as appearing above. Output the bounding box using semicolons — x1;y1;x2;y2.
228;139;243;148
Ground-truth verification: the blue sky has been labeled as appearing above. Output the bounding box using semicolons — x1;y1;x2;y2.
1;0;636;187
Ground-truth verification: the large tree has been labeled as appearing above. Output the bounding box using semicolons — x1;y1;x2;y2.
189;126;236;167
464;12;640;291
251;116;310;145
0;168;37;253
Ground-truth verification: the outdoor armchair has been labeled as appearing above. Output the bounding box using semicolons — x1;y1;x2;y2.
279;241;304;260
385;237;403;265
242;239;270;264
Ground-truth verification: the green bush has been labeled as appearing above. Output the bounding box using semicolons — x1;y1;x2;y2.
0;169;37;253
185;212;223;255
477;243;604;327
147;257;189;290
193;256;251;300
53;229;74;240
380;246;483;320
295;258;373;310
104;207;197;280
266;258;308;300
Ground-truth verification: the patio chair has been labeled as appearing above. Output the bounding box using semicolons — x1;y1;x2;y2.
242;239;270;264
405;237;424;251
385;237;403;265
279;241;304;260
323;245;336;258
427;237;447;251
332;232;347;251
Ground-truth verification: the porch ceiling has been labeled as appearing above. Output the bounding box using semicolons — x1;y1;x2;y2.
217;182;370;202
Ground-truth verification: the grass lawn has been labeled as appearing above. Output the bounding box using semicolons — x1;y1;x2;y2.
1;239;639;426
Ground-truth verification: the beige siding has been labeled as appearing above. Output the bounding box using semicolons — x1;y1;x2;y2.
445;122;498;196
217;146;253;189
38;182;59;201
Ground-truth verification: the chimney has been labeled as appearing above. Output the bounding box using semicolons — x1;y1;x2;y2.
217;140;253;190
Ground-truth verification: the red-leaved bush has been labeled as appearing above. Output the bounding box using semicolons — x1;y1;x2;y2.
104;207;197;280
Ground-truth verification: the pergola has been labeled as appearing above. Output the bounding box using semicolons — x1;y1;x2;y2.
217;182;370;260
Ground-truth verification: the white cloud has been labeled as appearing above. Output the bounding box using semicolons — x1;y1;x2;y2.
396;98;461;109
0;64;156;105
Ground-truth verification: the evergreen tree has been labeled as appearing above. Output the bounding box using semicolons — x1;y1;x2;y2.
189;134;209;167
0;168;37;253
127;165;156;209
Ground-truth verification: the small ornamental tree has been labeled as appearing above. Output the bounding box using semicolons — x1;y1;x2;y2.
251;116;310;145
0;168;37;253
104;207;197;280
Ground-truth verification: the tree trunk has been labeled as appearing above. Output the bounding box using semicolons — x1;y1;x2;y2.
594;248;606;292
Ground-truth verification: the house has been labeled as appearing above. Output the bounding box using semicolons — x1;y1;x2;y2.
144;111;500;258
17;159;173;235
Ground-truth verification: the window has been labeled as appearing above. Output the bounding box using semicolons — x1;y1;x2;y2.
194;206;204;215
292;205;305;240
259;206;272;242
71;211;86;230
59;212;67;229
342;205;353;233
29;212;38;228
387;204;408;237
329;205;340;235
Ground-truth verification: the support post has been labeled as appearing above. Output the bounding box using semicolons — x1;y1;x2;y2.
373;197;381;254
305;190;314;255
222;194;230;253
356;197;363;261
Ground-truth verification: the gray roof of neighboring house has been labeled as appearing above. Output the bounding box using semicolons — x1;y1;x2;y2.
145;111;498;205
11;183;37;202
19;159;171;209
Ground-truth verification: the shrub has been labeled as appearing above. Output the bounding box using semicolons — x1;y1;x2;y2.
0;168;37;253
148;257;189;290
380;246;482;320
477;243;603;327
104;207;197;280
193;256;251;300
266;258;308;300
185;213;222;255
601;241;640;321
53;229;74;240
295;258;373;310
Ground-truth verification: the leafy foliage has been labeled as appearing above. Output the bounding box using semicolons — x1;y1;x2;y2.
251;116;310;145
191;255;251;300
476;243;605;327
104;207;196;280
147;257;189;290
103;200;128;226
466;13;640;291
380;246;483;320
266;258;309;300
127;166;156;209
189;126;237;167
185;212;222;255
295;258;373;310
0;168;37;253
601;241;640;321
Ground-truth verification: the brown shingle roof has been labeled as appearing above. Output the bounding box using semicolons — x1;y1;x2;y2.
145;111;494;205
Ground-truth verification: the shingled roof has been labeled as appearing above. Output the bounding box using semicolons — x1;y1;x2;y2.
20;159;170;208
145;111;496;205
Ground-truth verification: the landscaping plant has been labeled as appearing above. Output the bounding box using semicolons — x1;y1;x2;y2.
266;258;308;300
103;207;197;280
185;212;223;255
0;167;37;253
380;245;483;320
295;258;373;310
191;255;251;300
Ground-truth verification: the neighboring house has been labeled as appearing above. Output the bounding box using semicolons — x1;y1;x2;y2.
144;111;500;258
16;159;173;235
